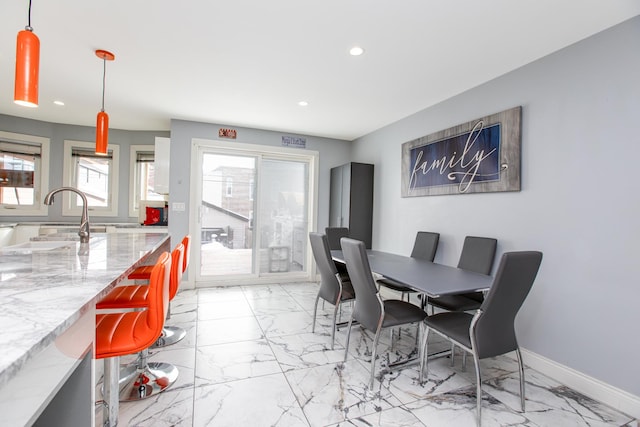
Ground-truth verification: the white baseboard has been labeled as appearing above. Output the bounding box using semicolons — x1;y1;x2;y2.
521;348;640;420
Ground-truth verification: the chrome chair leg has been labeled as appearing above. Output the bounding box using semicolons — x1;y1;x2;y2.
330;301;339;350
451;343;456;366
472;351;482;426
419;326;430;383
343;315;355;362
311;294;320;333
515;347;526;412
416;321;424;362
369;327;382;389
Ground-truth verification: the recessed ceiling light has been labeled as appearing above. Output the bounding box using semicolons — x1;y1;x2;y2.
298;101;309;107
53;100;65;106
349;46;364;56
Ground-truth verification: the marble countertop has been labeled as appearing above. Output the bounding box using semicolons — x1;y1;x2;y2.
0;222;166;229
0;232;170;387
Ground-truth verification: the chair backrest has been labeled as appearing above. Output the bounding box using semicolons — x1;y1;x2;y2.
473;251;543;359
181;235;191;274
325;227;349;250
410;231;440;261
309;232;343;303
457;236;498;275
169;243;185;300
147;251;172;334
340;238;382;332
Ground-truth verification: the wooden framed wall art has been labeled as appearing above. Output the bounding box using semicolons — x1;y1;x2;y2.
401;106;521;197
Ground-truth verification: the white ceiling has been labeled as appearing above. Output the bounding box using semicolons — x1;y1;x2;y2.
1;1;639;141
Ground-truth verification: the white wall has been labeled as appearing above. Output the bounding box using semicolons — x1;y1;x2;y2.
352;17;640;397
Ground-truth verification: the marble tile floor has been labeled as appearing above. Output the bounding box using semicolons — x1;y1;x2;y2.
96;282;636;427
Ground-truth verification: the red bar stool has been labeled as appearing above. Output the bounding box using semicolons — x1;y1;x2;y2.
96;252;172;427
96;243;183;402
98;235;191;347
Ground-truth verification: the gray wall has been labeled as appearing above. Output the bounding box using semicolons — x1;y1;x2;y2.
168;118;350;257
0;114;167;222
351;17;640;396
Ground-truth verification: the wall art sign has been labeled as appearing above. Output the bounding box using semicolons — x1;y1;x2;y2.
401;106;521;197
219;128;237;139
281;135;306;149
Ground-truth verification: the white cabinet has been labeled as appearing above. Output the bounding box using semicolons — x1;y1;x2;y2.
154;137;170;194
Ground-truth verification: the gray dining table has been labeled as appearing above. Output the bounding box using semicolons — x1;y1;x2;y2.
331;249;492;297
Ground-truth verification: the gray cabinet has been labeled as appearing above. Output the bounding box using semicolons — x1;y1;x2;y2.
329;162;374;248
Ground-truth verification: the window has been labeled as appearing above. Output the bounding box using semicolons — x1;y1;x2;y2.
225;177;233;197
63;140;119;217
0;131;49;216
129;145;164;217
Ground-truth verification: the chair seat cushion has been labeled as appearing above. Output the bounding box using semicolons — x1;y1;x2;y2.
382;299;427;328
128;264;154;280
429;294;482;312
377;277;416;293
96;285;149;310
425;311;474;349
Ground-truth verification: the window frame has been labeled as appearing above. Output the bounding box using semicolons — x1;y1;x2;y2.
129;144;164;218
0;130;50;216
62;140;119;217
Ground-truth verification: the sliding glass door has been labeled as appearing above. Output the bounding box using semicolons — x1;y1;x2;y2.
257;158;309;275
192;140;316;285
199;152;256;276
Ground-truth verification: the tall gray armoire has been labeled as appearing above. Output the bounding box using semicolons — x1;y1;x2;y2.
329;162;374;248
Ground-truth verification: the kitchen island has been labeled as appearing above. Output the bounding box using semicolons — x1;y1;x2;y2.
0;232;170;426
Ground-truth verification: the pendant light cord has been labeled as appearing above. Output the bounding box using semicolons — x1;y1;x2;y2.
101;57;106;112
27;0;33;30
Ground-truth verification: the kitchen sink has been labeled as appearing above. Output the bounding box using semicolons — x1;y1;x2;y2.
1;240;76;253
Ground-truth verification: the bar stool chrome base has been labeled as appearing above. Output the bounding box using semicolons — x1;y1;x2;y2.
118;361;179;401
111;349;179;401
152;325;186;348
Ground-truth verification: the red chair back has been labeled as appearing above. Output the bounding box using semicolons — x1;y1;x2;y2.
147;252;172;333
181;235;191;274
169;243;184;300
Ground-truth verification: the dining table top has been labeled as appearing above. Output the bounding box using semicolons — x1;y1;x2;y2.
331;249;493;298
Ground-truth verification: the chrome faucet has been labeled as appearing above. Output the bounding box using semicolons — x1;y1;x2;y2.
44;187;91;243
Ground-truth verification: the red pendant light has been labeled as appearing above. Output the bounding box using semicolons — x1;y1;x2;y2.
95;49;115;155
14;0;40;108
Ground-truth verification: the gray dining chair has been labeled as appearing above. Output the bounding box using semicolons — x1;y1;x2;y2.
325;226;350;279
377;231;439;303
325;227;350;250
341;237;427;388
309;232;356;349
427;236;497;313
419;251;543;426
